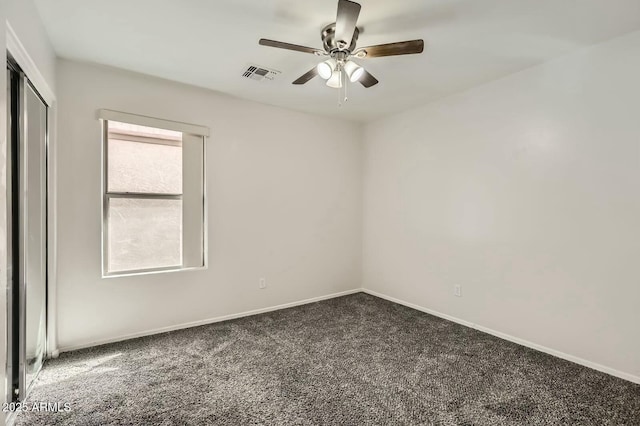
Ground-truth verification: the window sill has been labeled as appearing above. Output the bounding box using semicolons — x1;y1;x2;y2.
102;265;207;279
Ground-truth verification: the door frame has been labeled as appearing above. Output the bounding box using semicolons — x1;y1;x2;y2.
5;23;57;412
6;54;22;405
7;22;58;361
6;54;50;403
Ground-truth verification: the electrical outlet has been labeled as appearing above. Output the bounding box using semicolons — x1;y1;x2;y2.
454;285;462;297
259;278;267;289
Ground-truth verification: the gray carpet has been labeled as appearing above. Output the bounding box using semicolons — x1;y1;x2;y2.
15;293;640;425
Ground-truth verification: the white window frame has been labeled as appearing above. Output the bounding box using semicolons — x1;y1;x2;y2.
98;109;209;277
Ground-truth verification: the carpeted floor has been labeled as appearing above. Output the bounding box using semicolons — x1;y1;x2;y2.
15;293;640;425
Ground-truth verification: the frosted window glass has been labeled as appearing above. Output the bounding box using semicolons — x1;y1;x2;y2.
108;198;182;272
108;139;182;194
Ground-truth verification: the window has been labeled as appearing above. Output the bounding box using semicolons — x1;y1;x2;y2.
100;110;208;276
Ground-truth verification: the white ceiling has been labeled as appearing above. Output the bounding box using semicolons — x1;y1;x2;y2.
34;0;640;122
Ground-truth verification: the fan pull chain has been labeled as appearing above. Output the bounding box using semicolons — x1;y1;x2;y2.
337;67;348;108
337;73;341;108
344;71;349;103
338;67;344;107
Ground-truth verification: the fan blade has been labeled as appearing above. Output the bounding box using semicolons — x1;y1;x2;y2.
292;67;319;85
359;70;379;88
356;40;424;58
335;0;361;49
259;38;323;55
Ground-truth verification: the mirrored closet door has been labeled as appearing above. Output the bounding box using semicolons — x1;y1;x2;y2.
7;56;48;402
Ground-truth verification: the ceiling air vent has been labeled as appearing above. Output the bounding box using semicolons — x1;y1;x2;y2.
242;64;281;82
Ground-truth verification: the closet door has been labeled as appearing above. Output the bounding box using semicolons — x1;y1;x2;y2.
20;79;48;394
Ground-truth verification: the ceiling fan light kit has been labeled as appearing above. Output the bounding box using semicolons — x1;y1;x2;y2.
343;61;364;83
258;0;424;103
318;58;337;80
326;69;343;89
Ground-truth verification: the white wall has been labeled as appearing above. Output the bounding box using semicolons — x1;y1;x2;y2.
363;31;640;381
7;0;639;397
55;59;362;350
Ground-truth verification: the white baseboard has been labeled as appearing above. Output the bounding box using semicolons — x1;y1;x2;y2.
58;287;640;385
362;288;640;385
58;288;362;353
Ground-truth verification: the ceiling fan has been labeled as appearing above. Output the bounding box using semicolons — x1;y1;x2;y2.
258;0;424;91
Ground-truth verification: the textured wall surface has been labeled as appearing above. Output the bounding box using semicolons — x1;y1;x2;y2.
55;60;363;350
363;31;640;380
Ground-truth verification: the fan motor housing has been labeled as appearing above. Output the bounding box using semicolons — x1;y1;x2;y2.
321;23;360;53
